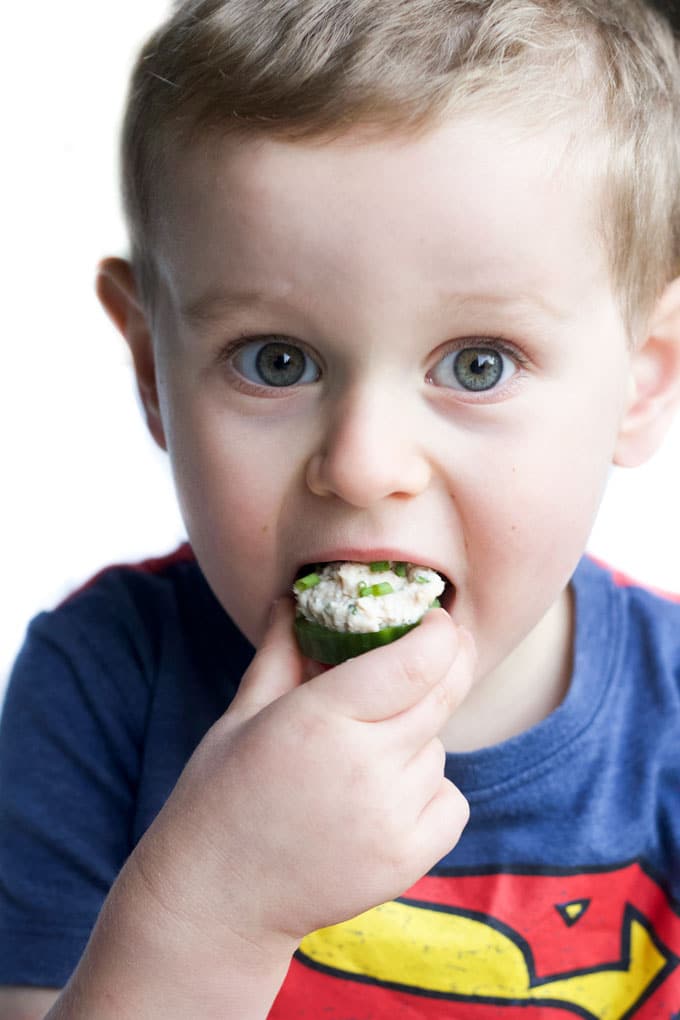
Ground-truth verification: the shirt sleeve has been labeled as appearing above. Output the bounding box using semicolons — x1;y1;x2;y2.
0;591;152;987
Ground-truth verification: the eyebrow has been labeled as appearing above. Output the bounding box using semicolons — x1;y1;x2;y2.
180;284;566;326
443;289;567;323
180;287;288;324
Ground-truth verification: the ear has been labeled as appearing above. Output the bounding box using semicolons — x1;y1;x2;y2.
96;257;167;451
614;276;680;468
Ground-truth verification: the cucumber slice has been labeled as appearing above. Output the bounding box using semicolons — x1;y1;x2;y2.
294;615;419;665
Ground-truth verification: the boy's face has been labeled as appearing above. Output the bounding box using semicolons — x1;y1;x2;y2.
148;113;636;693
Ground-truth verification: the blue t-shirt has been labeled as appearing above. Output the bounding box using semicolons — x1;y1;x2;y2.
1;547;679;1017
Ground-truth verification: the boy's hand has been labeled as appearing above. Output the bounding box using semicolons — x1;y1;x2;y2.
125;598;474;960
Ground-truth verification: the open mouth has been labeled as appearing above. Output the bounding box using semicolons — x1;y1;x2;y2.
293;560;456;614
440;577;456;614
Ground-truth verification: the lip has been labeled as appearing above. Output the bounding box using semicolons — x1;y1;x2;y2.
293;547;456;614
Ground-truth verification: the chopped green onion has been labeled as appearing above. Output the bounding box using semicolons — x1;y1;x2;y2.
394;562;407;577
370;560;390;572
416;575;429;584
358;581;394;598
430;598;441;608
349;603;359;615
294;572;321;592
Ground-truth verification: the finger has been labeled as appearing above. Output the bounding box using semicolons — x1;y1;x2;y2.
309;608;458;723
411;778;470;871
399;737;447;819
228;597;306;722
387;626;476;757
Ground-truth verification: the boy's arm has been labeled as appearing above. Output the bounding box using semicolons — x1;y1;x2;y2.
45;863;295;1020
0;986;61;1020
44;599;473;1019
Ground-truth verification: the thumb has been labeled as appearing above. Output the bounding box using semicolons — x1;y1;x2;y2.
228;596;307;722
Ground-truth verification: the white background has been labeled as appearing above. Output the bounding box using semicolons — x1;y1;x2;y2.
2;2;679;701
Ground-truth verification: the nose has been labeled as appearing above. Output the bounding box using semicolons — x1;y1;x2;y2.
305;383;432;507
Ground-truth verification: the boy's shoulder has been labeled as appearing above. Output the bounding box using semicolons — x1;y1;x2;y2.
57;541;200;615
15;543;253;705
29;543;205;665
52;541;222;629
584;553;680;628
3;545;254;799
592;556;680;605
580;554;680;699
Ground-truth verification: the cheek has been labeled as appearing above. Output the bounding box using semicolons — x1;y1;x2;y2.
489;435;609;556
163;397;301;643
460;414;614;621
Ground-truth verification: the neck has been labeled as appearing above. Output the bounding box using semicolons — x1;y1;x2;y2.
440;585;574;753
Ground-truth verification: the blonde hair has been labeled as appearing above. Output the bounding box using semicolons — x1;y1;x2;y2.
121;0;680;334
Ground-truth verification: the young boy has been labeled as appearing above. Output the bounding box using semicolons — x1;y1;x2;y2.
2;0;680;1016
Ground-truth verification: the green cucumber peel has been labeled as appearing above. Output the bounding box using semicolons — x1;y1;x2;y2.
294;615;421;665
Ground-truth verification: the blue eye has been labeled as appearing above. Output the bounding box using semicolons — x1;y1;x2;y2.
231;337;321;388
430;344;519;392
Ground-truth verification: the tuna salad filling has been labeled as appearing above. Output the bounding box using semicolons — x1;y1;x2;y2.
293;560;448;634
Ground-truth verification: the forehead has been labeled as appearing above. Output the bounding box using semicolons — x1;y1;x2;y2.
153;112;609;319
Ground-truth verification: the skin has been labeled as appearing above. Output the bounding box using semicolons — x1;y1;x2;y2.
108;112;676;748
7;111;680;1019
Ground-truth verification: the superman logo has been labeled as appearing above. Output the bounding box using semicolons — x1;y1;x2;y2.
269;861;680;1018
